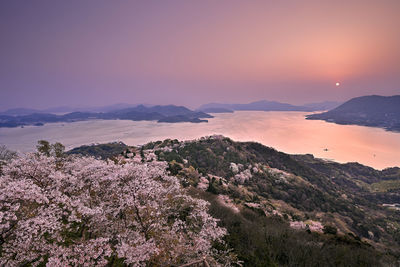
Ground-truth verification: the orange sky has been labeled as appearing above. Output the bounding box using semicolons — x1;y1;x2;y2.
1;0;399;109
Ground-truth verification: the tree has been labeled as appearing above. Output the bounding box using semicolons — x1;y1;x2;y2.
323;225;338;235
0;153;236;266
0;145;16;175
36;140;51;156
0;145;16;161
36;140;65;158
51;142;65;158
0;145;17;166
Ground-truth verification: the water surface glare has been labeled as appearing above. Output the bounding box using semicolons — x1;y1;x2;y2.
1;111;399;169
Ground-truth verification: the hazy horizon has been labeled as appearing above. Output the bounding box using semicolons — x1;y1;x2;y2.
1;1;399;110
0;98;346;112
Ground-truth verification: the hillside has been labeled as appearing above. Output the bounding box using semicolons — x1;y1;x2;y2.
0;105;212;128
0;144;237;266
67;142;128;159
306;95;400;131
69;136;400;266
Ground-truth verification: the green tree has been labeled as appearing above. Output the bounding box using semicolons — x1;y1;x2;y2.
51;142;65;158
36;140;65;158
323;225;338;235
37;140;51;156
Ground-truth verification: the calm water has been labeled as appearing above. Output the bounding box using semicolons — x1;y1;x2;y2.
1;111;399;170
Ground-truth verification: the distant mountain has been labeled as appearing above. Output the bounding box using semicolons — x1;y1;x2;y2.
158;115;207;123
42;106;77;114
0;103;145;116
303;101;342;111
0;108;42;116
0;105;212;128
306;95;400;131
0;106;84;115
82;103;142;113
196;107;234;113
0;100;339;117
199;100;337;112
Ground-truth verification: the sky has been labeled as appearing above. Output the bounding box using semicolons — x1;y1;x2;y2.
1;0;399;110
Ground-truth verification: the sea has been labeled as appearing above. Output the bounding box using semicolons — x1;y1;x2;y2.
1;111;400;170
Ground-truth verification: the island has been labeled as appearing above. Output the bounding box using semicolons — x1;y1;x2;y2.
306;95;400;132
0;105;212;128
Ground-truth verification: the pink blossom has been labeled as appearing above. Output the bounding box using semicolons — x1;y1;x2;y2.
0;153;229;266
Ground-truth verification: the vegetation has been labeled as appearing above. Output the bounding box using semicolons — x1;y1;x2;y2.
307;95;400;131
3;137;399;266
0;145;17;174
195;189;388;267
149;136;400;265
0;142;237;266
67;142;128;159
370;179;400;193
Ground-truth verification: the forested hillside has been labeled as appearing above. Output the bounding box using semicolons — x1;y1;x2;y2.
67;136;400;266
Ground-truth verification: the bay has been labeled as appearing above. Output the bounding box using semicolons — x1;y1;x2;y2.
1;111;399;169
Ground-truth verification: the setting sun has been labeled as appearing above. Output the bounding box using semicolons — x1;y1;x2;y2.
336;82;340;86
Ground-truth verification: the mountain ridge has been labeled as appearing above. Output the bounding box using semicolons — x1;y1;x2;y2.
0;105;212;128
306;95;400;131
198;100;341;112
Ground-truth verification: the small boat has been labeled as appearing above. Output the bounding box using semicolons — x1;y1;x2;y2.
323;148;329;152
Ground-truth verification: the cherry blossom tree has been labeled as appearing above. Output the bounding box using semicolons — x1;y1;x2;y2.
0;152;236;266
0;145;16;174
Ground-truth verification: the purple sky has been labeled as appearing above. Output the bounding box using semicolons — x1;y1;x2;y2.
1;0;399;110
